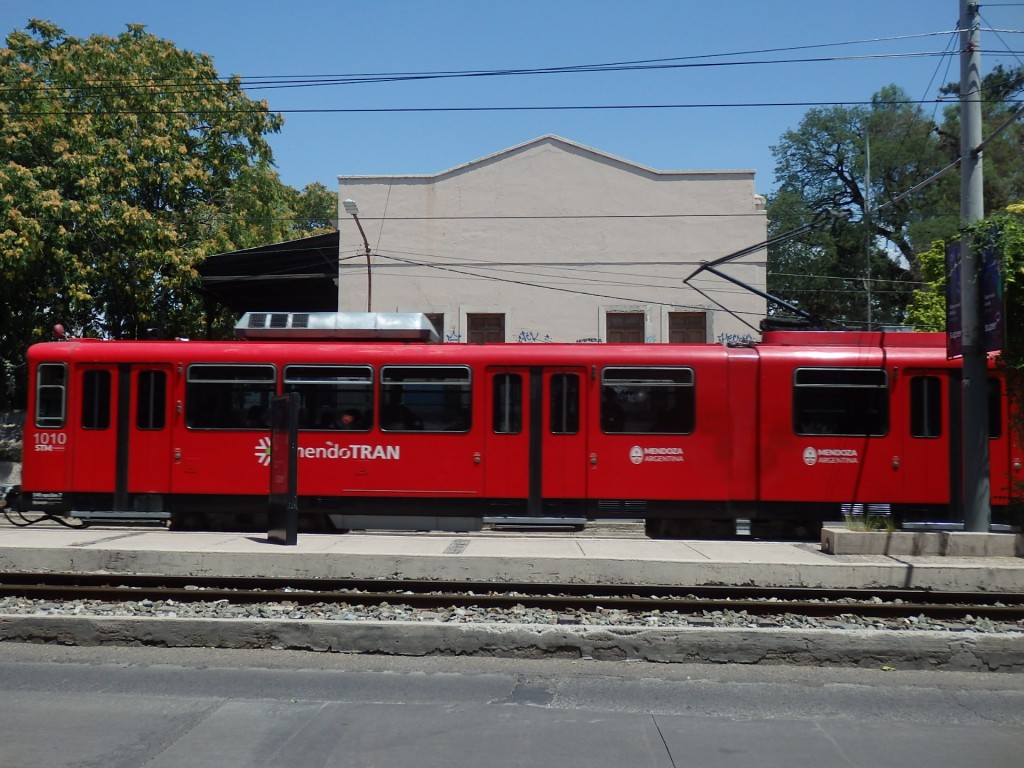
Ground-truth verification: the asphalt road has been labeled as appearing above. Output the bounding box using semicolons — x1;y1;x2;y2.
2;643;1023;767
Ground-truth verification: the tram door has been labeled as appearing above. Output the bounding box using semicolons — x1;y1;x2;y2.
127;366;174;502
483;367;588;515
541;368;588;505
901;369;1014;512
69;364;173;512
900;370;952;508
484;369;532;505
986;375;1015;507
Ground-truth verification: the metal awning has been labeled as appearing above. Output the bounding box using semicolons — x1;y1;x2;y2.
197;232;339;313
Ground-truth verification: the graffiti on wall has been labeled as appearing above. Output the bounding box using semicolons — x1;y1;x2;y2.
516;330;553;343
717;332;757;345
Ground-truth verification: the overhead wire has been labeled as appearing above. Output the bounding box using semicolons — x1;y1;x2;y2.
8;22;1022;327
0;29;980;94
364;250;770;318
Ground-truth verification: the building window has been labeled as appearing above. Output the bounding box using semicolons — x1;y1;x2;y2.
793;368;888;436
606;312;645;343
668;312;707;343
467;313;505;344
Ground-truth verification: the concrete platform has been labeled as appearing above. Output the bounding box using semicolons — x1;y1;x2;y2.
2;524;1024;592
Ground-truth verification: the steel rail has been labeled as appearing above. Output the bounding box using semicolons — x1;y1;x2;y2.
2;572;1023;622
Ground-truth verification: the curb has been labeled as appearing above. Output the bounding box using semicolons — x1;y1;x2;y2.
2;615;1022;671
6;549;1024;592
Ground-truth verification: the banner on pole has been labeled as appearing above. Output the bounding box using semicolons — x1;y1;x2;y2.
980;239;1004;354
945;241;962;359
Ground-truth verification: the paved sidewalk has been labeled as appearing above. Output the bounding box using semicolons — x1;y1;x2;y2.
2;525;1023;592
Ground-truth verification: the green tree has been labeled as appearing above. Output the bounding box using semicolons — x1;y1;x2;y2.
290;182;337;235
906;202;1023;500
0;20;331;407
935;65;1024;216
767;86;946;327
906;202;1024;379
766;190;911;327
767;69;1023;327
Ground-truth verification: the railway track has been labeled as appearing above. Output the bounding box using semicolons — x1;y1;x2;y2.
3;572;1023;623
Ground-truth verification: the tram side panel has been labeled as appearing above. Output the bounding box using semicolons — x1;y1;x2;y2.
874;354;1017;524
20;346;74;514
755;345;903;520
985;373;1022;523
294;360;484;521
586;350;728;504
895;364;955;512
585;347;764;538
21;345;175;517
168;354;486;523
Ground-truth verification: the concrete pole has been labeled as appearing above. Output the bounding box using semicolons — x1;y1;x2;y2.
864;129;872;330
958;0;990;531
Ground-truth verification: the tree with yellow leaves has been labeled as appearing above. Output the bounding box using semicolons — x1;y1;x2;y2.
0;20;333;407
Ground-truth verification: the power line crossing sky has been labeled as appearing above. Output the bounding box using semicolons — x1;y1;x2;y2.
2;1;1021;193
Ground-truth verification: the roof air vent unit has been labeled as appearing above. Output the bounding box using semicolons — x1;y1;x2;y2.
235;311;440;343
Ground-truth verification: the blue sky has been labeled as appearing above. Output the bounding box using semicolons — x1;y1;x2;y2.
3;1;1022;194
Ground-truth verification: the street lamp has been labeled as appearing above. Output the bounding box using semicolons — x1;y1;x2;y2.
342;198;372;312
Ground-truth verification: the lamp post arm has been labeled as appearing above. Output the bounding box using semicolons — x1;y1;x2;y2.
351;214;372;313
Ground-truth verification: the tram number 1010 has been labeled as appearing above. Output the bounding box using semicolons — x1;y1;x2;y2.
33;432;68;452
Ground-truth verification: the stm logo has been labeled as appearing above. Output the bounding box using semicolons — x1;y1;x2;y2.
254;437;272;467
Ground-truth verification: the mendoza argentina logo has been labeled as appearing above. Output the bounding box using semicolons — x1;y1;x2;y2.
802;446;859;466
629;445;684;464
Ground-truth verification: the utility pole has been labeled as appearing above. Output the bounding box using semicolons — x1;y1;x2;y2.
864;128;872;330
958;0;991;532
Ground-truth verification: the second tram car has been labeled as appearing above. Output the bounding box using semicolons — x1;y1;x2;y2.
12;312;1022;537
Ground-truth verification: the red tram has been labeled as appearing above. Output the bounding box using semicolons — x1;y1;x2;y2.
12;311;1023;537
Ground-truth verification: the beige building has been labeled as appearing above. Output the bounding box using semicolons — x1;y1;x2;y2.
337;135;767;344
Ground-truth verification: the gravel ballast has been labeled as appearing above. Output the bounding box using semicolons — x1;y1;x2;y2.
2;595;1022;671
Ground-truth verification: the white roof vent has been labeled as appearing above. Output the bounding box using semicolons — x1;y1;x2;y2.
235;312;439;342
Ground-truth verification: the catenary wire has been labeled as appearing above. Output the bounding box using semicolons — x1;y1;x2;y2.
0;30;984;94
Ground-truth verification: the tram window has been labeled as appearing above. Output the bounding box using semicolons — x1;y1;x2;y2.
81;370;111;430
285;365;373;431
380;366;471;432
185;364;276;430
492;373;522;434
550;373;579;435
989;378;1002;439
35;363;67;428
601;367;695;434
136;370;166;430
793;368;888;436
910;376;942;438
